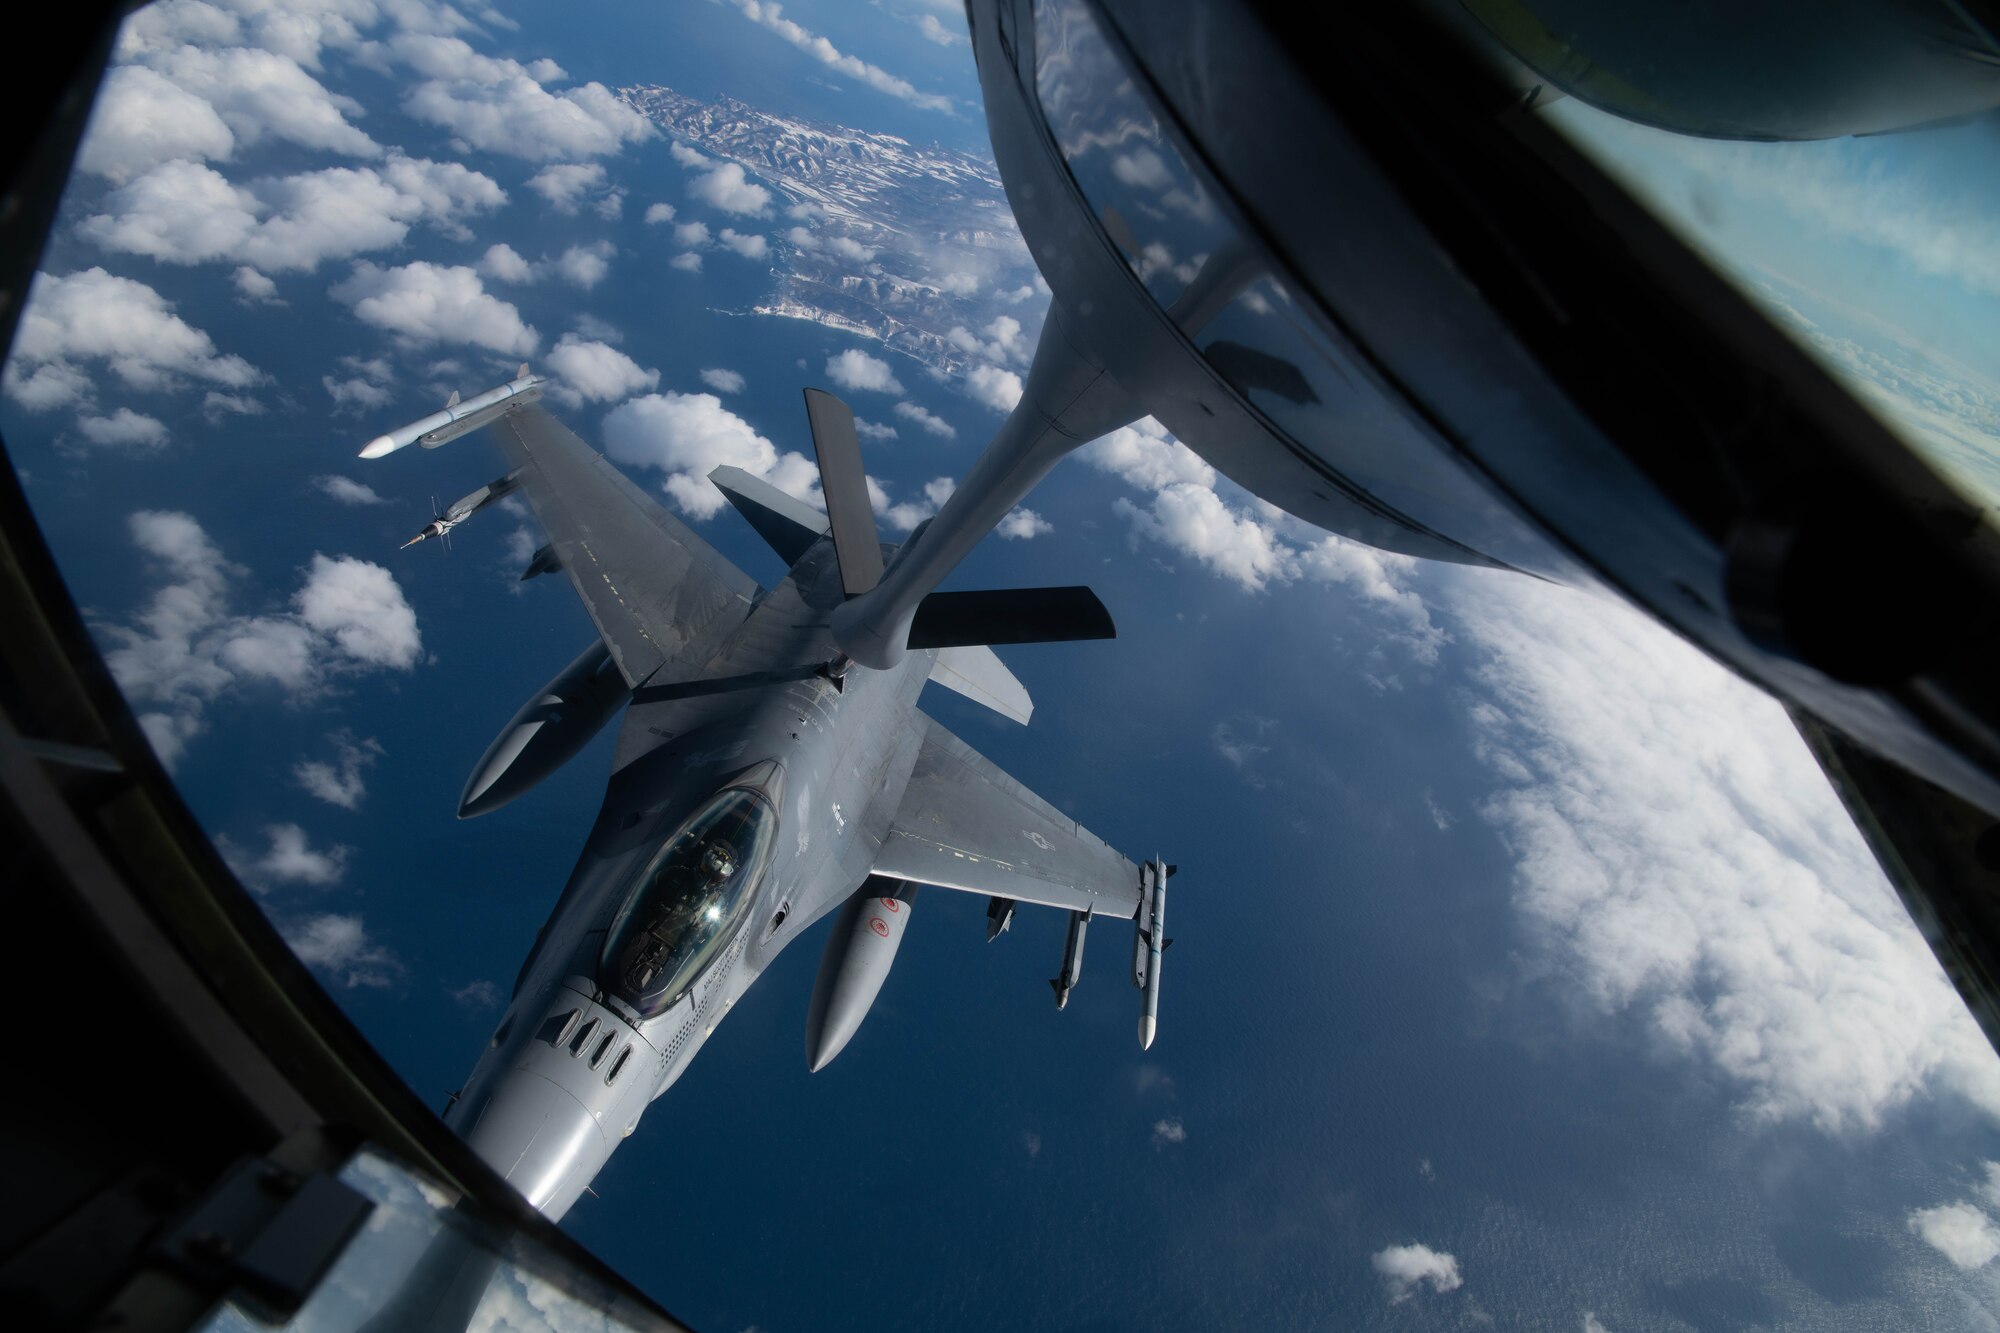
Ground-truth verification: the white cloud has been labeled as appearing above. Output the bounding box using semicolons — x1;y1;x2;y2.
718;228;769;260
937;271;980;297
733;0;953;113
1583;1315;1612;1333
545;335;659;405
874;475;955;532
828;235;877;263
674;220;712;248
77;407;169;450
282;912;398;988
6;269;260;410
965;363;1023;412
602;392;819;519
1984;1161;2000;1210
331;261;538;355
893;400;955;438
147;43;380;158
395;35;655;161
786;225;820;250
295;554;423;669
1086;417;1448;656
233;266;281;304
854;417;897;442
1080;418;1216;491
1910;1202;2000;1270
526;161;606;212
669;141;707;168
315;475;386;506
1150;1117;1186;1148
644;201;676;224
689;161;772;216
452;979;501;1009
1370;1243;1463;1303
118;0;387;69
202;391;265;421
3;362;94;413
700;367;746;394
553;241;614;290
670;252;704;273
227;823;350;889
323;375;392;412
294;731;383;810
81;157;504;272
78;63;235;181
916;13;959;45
826;349;904;395
946;314;1026;365
1300;535;1445;665
997;507;1051;540
479;243;535;283
1212;720;1271;774
1114;484;1296;591
1447;571;2000;1132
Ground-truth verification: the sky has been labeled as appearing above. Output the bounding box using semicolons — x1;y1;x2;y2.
9;1;2000;1329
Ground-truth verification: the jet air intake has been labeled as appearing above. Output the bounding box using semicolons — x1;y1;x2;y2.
805;877;917;1072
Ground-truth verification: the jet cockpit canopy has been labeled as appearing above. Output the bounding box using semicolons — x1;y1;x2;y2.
600;786;778;1018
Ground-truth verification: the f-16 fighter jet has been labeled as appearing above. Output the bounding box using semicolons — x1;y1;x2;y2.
362;389;1169;1222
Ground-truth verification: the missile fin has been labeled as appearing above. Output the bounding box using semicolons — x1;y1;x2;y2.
446;389;461;409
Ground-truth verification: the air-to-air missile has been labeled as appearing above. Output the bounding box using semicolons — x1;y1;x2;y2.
1050;907;1090;1010
400;471;520;548
1135;859;1171;1050
985;894;1016;941
358;366;543;459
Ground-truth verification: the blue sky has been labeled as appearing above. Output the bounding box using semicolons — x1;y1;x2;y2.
10;1;2000;1328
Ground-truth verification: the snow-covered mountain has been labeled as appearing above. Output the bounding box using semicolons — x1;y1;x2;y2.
619;86;1045;374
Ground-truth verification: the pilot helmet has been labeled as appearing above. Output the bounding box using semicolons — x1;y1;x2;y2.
698;842;737;882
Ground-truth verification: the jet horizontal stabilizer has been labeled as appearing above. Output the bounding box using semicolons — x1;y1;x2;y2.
710;464;828;566
907;586;1115;650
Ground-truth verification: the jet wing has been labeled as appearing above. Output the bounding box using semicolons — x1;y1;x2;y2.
490;406;759;688
874;714;1142;917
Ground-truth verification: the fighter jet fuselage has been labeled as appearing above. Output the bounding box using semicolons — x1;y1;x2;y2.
444;537;927;1218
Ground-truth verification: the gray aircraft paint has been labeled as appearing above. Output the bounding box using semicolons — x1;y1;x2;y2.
363;397;1156;1227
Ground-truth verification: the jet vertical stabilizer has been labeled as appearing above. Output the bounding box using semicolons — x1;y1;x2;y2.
804;388;885;596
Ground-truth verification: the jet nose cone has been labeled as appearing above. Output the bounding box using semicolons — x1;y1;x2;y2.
359;434;400;459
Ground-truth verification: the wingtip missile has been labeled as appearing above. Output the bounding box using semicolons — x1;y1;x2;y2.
356;370;544;459
1137;858;1166;1049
